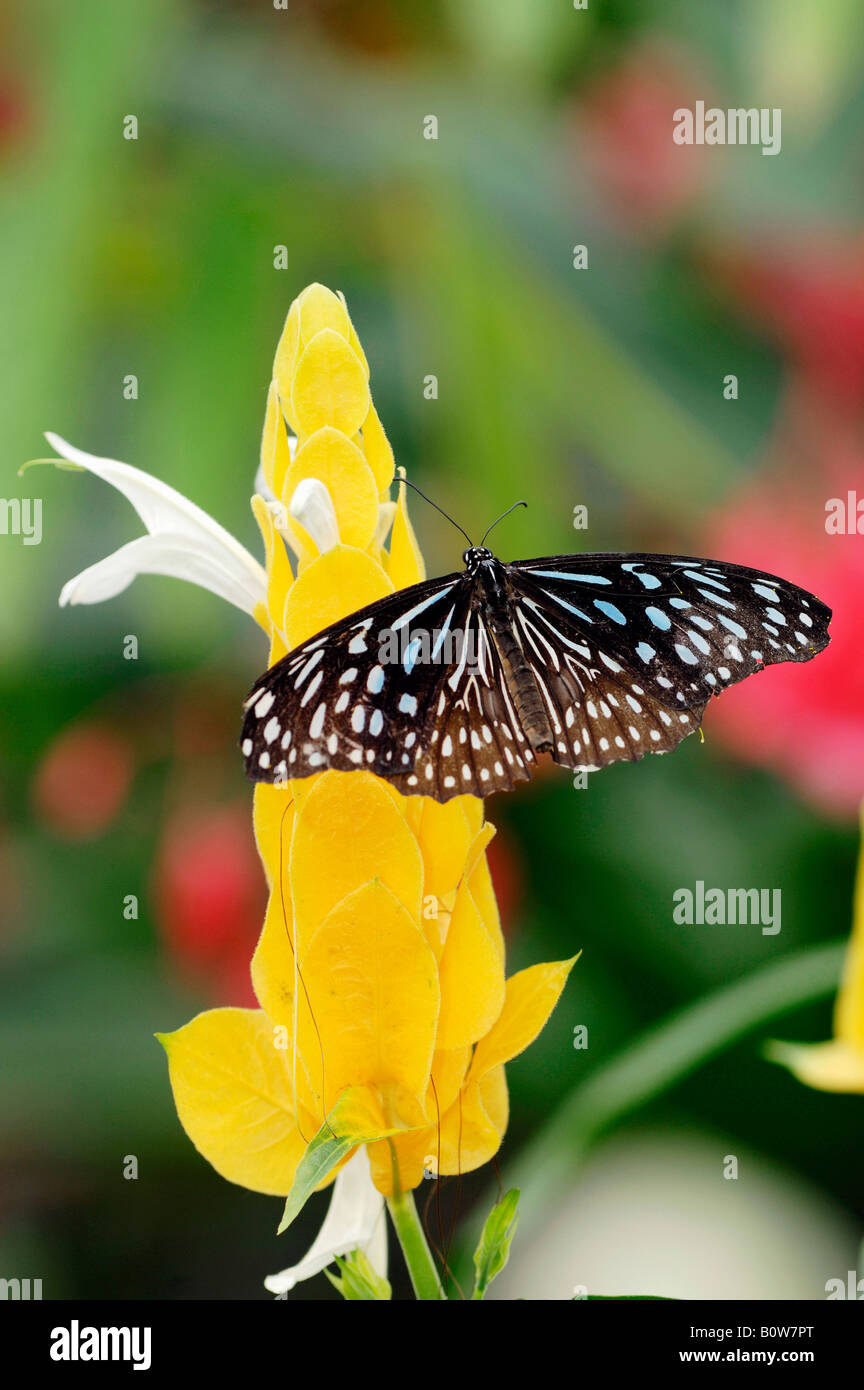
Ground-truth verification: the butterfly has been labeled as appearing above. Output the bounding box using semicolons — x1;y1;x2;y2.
240;517;832;803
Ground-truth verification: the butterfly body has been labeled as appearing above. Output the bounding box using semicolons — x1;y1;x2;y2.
466;549;557;753
241;548;831;802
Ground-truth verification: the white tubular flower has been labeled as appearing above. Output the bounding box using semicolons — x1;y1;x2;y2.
288;477;341;554
263;1147;387;1296
47;432;268;616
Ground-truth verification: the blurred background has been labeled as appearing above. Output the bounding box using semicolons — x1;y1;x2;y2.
2;0;864;1299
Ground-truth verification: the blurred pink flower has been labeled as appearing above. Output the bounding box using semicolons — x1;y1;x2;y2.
486;825;523;938
704;408;864;817
33;721;134;840
574;41;710;237
153;802;266;1006
703;235;864;414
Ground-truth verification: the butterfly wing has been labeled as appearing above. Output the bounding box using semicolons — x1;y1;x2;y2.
241;572;472;787
512;553;831;710
241;548;832;800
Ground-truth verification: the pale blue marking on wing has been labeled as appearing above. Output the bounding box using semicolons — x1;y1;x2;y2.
532;570;612;584
403;635;422;674
716;613;747;639
390;584;455;632
594;599;627;624
683;569;731;592
645;606;671;630
430;604;456;661
698;588;738;611
536;586;593;624
622;563;661;589
675;643;699;665
752;583;780;602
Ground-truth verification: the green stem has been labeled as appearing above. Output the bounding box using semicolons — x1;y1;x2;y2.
387;1187;447;1301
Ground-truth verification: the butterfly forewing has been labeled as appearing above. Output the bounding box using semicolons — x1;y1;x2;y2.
241;573;468;785
514;554;831;710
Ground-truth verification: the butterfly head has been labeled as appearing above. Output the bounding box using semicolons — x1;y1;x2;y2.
462;545;494;573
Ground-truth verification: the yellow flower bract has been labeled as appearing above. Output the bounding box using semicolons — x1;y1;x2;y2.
770;801;864;1094
160;283;575;1201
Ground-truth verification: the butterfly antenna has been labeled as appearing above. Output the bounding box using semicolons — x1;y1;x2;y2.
480;499;528;547
398;477;474;547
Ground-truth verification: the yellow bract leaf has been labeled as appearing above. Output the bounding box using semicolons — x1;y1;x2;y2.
251;494;293;653
158;1008;304;1197
337;290;370;379
298;880;440;1111
283;544;392;648
371;1064;509;1195
286;427;378;551
768;1039;864;1094
360;402;395;495
261;379;294;499
426;1044;471;1118
291;329;370;438
387;476;426;588
470;957;577;1081
367;1130;427;1195
298;283;350;345
437;880;506;1051
289;770;424;953
251;890;296;1034
436;1067;508;1177
417;797;481;904
251;782;294;884
273;302;301;427
835;801;864;1051
468;834;505;960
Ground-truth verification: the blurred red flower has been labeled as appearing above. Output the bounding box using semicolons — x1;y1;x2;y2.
33;721;134;840
486;824;523;936
703;408;864;817
704;235;864;414
574;40;710;237
153;802;266;1006
0;69;28;154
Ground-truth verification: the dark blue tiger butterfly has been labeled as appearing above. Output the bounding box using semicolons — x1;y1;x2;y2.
240;498;831;803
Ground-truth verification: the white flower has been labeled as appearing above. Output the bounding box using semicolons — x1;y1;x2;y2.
264;1147;387;1296
46;432;268;616
288;477;340;554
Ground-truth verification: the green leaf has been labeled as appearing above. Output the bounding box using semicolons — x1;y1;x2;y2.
471;1188;520;1299
277;1087;397;1234
577;1294;677;1301
325;1249;392;1301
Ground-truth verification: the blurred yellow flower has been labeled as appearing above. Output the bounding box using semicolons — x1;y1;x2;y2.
768;802;864;1093
150;283;574;1278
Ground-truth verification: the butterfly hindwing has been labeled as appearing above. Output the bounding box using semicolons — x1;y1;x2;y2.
387;609;536;798
511;592;705;770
